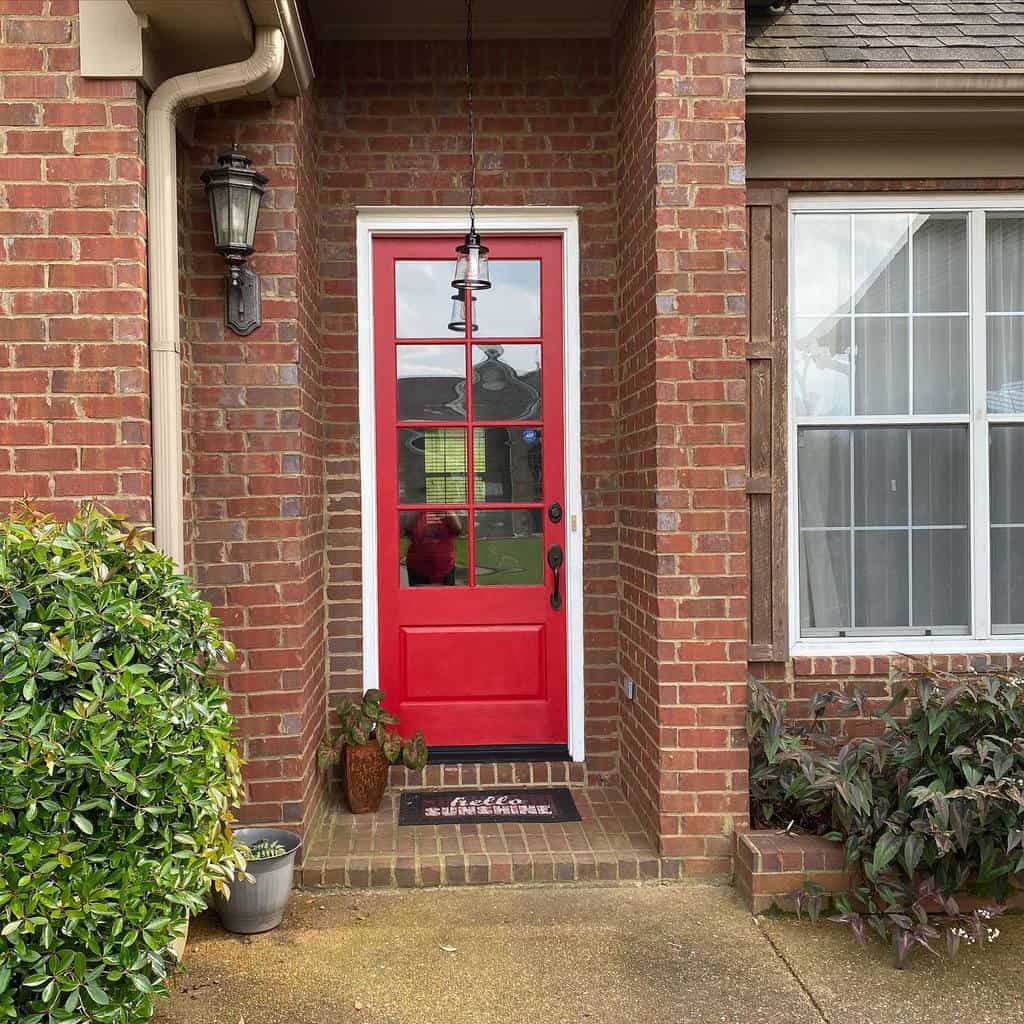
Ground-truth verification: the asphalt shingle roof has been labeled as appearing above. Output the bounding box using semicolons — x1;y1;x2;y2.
746;1;1024;69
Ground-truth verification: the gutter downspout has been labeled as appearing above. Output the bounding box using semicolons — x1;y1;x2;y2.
147;27;286;566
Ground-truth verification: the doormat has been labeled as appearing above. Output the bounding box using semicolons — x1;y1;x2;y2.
399;788;581;826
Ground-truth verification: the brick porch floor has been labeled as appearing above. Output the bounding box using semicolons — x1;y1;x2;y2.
298;774;685;888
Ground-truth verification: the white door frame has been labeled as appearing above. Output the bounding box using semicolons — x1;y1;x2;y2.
355;206;585;761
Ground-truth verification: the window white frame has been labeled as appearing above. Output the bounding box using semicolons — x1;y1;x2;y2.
355;207;586;761
788;194;1024;657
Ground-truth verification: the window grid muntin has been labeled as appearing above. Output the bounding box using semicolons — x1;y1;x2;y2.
791;202;1024;645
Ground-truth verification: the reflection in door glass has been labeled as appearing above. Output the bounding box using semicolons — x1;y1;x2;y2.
474;509;544;586
472;344;542;421
397;344;466;421
398;427;470;503
473;427;542;503
399;510;469;587
395;261;456;338
472;261;541;338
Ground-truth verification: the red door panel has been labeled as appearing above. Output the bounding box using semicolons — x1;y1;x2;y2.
374;235;567;748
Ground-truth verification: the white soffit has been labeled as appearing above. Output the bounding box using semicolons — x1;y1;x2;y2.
307;0;624;39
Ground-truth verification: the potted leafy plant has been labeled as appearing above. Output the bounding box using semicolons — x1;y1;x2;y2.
211;827;301;934
331;689;428;813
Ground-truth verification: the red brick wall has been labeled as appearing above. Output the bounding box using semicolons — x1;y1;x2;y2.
0;0;150;521
317;38;622;780
182;93;326;833
613;0;750;874
652;0;749;874
614;0;662;848
748;175;1024;735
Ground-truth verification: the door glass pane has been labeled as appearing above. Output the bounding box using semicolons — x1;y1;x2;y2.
912;213;968;313
855;317;908;414
854;213;909;314
398;427;467;503
914;317;969;414
793;317;851;416
798;429;850;528
399;510;468;587
855;530;910;628
395;261;458;338
854;428;908;527
987;316;1024;413
397;345;466;421
800;531;851;632
793;214;851;316
473;426;543;503
472;261;541;338
472;344;542;421
912;529;969;630
986;213;1024;313
474;509;544;586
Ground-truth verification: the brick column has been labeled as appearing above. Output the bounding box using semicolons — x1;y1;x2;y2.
184;92;326;834
0;0;149;520
616;0;749;875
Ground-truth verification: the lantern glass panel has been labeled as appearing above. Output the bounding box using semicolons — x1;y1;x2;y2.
244;186;262;248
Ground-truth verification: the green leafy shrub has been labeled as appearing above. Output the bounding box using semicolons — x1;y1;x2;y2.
328;688;428;770
749;666;1023;966
0;508;244;1021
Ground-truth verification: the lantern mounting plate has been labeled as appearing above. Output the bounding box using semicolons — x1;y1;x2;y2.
226;265;261;336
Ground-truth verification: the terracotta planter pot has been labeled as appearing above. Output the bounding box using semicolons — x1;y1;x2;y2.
343;740;389;813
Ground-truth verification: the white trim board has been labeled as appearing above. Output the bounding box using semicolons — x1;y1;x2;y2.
786;193;1024;659
355;207;586;761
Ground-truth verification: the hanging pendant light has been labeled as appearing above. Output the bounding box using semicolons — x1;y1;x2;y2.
451;0;491;296
447;290;478;333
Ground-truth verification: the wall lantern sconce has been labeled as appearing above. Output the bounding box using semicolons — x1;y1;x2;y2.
201;145;267;336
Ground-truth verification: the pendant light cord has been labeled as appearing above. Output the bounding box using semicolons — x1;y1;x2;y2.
465;0;477;233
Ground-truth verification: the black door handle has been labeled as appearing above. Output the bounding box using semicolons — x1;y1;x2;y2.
547;544;564;611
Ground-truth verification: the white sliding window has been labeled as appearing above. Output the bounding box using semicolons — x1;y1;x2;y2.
789;197;1024;654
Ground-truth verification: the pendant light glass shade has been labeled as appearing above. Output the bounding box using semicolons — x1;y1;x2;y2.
452;230;491;291
447;290;478;333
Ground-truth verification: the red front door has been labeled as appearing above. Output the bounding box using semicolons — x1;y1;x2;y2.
374;235;567;750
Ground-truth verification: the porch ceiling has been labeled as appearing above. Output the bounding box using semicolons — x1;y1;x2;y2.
306;0;626;40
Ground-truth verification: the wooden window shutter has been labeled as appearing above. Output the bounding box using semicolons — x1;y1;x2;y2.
746;189;788;662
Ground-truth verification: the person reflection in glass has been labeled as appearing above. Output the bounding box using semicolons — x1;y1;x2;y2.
402;511;463;586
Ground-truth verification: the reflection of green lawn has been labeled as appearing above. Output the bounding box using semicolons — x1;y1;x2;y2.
475;536;543;586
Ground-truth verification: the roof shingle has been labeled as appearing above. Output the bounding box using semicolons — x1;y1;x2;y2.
747;0;1024;68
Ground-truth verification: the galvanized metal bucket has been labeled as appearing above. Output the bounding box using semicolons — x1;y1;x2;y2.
212;827;301;934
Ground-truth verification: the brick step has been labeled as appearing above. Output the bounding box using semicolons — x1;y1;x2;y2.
298;786;685;889
387;760;589;791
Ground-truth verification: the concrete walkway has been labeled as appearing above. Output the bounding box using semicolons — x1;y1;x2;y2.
159;885;1024;1024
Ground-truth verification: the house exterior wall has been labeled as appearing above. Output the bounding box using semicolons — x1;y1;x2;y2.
0;0;755;870
0;0;150;523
